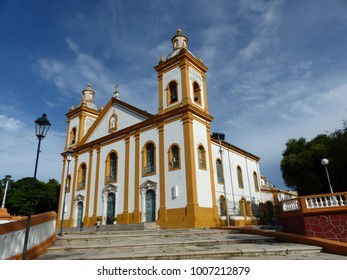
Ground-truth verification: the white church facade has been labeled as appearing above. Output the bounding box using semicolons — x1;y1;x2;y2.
57;29;283;229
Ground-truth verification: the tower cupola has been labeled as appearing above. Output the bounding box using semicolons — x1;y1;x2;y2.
155;29;209;115
81;83;98;110
167;28;193;60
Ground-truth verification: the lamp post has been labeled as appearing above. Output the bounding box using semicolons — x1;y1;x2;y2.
58;147;74;236
321;158;333;194
212;132;230;226
22;114;51;260
1;175;12;209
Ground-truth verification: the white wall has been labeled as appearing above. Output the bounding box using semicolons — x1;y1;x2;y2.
164;120;187;209
193;119;213;208
211;142;262;215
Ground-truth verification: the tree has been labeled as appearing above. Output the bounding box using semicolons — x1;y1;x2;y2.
281;123;347;195
5;177;61;216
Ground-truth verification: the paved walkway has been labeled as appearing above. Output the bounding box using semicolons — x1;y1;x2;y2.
36;227;347;260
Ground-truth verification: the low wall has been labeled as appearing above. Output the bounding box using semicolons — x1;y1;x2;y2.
279;192;347;243
0;211;57;260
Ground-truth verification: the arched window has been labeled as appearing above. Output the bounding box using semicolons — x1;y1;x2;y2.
106;151;118;182
253;171;259;191
237;166;244;189
193;82;201;105
198;145;206;169
216;159;224;183
143;142;156;175
219;195;227;216
70;127;77;145
167;81;178;104
168;144;180;170
78;163;87;189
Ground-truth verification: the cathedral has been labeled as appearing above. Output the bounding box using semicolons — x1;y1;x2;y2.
57;29;274;229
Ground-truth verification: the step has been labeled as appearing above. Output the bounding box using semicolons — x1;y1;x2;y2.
60;222;160;233
42;242;322;260
36;229;332;260
53;229;273;245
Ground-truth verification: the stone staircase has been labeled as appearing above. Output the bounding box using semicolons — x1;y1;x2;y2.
35;224;347;260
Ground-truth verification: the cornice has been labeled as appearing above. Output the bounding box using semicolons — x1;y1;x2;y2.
66;105;100;119
73;103;214;153
211;138;260;161
154;49;208;73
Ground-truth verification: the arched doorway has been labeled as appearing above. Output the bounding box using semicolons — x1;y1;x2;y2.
77;201;83;227
107;193;116;224
145;190;156;222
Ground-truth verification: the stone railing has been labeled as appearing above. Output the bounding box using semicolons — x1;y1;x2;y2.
280;192;347;215
305;193;346;209
0;211;57;260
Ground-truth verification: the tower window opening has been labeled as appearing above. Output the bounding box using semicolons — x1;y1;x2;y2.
193;82;201;105
70;127;77;145
168;81;178;104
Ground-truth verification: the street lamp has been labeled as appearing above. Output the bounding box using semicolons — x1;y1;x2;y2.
1;175;12;209
212;132;230;226
321;158;333;194
58;147;74;236
22;114;51;260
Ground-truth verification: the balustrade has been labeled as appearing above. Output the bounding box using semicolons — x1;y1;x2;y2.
305;193;346;209
280;192;347;214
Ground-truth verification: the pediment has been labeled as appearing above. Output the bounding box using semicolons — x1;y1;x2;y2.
74;194;85;202
102;184;118;193
78;98;154;146
140;180;157;190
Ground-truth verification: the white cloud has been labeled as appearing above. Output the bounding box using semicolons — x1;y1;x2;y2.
0;115;23;131
238;39;264;61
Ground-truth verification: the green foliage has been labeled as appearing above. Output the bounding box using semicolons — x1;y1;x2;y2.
3;177;60;216
281;123;347;195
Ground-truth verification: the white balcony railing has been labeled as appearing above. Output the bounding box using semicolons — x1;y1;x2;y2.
305;193;347;209
281;192;347;213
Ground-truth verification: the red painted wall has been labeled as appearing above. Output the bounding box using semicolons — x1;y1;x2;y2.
281;213;347;243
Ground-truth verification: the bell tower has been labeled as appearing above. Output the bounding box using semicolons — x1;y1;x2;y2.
154;28;210;115
154;29;219;228
64;83;99;150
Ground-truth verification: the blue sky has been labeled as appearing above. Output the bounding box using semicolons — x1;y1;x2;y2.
1;0;347;190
